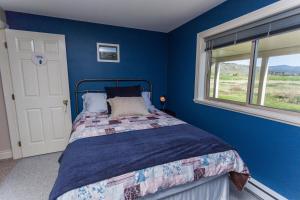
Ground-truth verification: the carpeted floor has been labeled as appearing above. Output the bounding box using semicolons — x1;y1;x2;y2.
0;153;60;200
0;152;259;200
0;158;17;183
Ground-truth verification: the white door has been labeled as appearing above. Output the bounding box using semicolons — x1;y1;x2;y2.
5;29;72;157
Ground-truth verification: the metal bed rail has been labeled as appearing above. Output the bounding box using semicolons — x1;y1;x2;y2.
75;78;152;114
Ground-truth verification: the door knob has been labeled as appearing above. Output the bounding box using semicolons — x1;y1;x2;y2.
63;99;68;106
63;99;68;112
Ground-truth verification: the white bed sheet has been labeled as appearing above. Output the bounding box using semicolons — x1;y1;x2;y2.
143;174;229;200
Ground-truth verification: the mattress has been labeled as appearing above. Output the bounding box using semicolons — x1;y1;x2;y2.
51;110;249;200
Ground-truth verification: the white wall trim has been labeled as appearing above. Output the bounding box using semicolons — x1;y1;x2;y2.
194;0;300;127
0;29;22;159
246;178;288;200
0;149;12;160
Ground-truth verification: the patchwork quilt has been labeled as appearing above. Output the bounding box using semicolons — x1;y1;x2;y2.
54;110;249;200
69;110;185;143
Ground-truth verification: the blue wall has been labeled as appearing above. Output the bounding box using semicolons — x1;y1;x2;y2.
5;0;300;199
5;11;168;119
167;0;300;199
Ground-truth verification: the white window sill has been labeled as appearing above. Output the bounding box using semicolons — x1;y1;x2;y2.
194;99;300;127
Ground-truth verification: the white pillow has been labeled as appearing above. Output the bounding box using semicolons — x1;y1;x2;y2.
82;93;107;112
107;97;149;118
142;91;155;112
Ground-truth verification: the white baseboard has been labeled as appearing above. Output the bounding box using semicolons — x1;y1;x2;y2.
246;177;287;200
0;149;12;160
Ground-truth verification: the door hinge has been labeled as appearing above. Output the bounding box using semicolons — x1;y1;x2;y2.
18;141;22;147
12;94;15;100
4;42;7;49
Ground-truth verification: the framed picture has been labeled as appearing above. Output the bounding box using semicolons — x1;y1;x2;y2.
97;43;120;63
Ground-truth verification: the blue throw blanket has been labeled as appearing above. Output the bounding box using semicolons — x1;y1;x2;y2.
50;124;233;200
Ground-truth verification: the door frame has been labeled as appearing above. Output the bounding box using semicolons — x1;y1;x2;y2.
0;29;22;159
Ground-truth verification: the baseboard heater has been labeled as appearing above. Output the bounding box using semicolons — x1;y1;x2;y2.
246;178;287;200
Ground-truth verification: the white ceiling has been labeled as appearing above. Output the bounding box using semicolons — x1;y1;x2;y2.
0;0;225;33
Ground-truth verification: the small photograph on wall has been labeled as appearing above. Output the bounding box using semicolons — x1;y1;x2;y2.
97;43;120;63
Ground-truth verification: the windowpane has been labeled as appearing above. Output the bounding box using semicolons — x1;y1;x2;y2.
251;30;300;112
208;42;252;103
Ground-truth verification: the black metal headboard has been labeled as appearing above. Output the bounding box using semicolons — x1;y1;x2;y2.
75;78;152;114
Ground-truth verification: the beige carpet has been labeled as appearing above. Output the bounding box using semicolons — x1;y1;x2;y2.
0;152;259;200
0;158;17;183
0;153;60;200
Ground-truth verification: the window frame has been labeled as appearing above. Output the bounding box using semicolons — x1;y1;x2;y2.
194;1;300;127
205;40;257;106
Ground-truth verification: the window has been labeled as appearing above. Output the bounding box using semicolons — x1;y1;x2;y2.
208;42;252;103
251;32;300;112
195;3;300;126
206;29;300;113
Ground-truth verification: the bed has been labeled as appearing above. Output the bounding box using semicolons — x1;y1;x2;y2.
50;79;249;200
